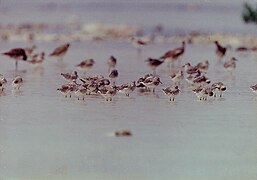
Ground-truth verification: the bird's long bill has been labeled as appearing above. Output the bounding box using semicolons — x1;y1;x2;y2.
159;79;163;84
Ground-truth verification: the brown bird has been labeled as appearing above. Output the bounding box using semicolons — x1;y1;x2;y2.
109;69;118;85
145;58;164;75
49;43;70;61
76;59;95;74
107;56;117;73
2;48;27;71
160;41;185;68
28;52;45;67
214;41;227;60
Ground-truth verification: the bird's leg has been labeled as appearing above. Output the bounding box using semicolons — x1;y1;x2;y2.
15;60;18;72
173;97;175;101
170;97;172;101
83;96;85;100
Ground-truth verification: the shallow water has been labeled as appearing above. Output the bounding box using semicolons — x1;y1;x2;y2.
1;1;257;180
0;40;256;179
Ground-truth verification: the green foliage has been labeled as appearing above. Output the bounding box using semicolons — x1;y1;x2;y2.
242;3;257;24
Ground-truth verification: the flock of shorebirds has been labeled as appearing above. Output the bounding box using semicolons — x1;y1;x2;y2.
1;38;257;102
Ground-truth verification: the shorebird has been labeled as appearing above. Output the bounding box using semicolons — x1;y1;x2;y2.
223;57;237;75
57;84;71;98
57;83;77;98
211;82;226;98
192;86;213;101
109;69;118;85
76;59;95;74
195;60;209;73
145;58;164;75
49;43;70;61
131;37;148;54
169;70;183;86
2;48;27;71
28;52;45;67
138;75;162;93
98;86;117;101
160;41;185;68
117;81;136;97
214;41;227;60
183;63;199;75
250;84;257;95
74;84;88;100
192;75;211;88
162;85;180;101
61;71;78;83
107;56;117;73
12;76;23;90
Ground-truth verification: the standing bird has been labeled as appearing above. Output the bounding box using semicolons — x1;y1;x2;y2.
131;37;148;54
2;48;27;71
214;41;227;60
162;86;180;101
160;41;185;68
107;56;117;73
49;43;70;61
28;52;45;67
223;57;237;75
109;69;119;85
211;82;226;98
145;58;164;75
61;71;78;83
76;59;95;74
12;76;23;90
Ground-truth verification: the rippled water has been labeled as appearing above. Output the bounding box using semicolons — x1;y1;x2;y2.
0;1;257;180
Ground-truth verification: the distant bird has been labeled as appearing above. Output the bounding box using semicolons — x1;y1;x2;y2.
2;48;27;71
223;57;237;75
131;37;148;54
109;69;118;85
192;86;213;101
160;41;185;68
169;70;184;86
57;84;71;98
98;86;117;101
145;58;164;74
162;85;180;101
117;81;136;97
12;76;23;90
214;41;227;60
49;43;70;61
195;60;209;73
138;75;162;93
28;52;45;67
74;85;88;100
61;71;78;83
183;63;199;75
107;56;117;73
211;82;226;98
76;59;95;74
